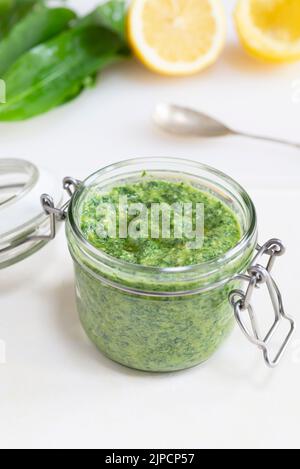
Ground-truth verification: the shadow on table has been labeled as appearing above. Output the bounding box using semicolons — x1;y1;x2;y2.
0;244;56;294
221;43;280;75
106;42;284;84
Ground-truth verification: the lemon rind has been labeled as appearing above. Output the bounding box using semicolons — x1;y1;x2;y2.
235;0;300;62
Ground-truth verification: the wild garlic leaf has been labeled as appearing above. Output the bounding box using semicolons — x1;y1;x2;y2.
78;0;128;41
0;0;45;39
0;6;76;76
0;25;125;121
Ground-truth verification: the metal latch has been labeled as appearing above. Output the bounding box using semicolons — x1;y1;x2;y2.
230;239;295;368
39;177;81;242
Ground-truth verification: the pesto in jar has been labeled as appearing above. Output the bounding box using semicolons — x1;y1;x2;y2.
69;178;246;372
80;180;241;267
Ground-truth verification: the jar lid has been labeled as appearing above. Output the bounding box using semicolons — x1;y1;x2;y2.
0;159;62;269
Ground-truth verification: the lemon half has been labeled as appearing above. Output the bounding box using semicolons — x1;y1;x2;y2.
128;0;226;76
235;0;300;62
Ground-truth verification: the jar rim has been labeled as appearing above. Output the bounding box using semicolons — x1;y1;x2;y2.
0;158;39;212
68;157;258;282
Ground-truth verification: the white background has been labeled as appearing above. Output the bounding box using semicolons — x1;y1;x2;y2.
0;0;300;449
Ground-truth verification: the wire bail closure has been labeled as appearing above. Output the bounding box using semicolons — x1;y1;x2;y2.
39;177;81;241
230;239;295;368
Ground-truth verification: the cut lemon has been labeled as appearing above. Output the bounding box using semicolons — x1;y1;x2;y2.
235;0;300;62
128;0;226;76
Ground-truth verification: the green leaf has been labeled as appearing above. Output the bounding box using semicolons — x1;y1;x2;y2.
0;0;12;14
0;7;77;77
0;25;125;121
78;0;128;41
0;0;45;39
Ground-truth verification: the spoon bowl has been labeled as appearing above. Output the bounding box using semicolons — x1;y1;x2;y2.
153;103;232;138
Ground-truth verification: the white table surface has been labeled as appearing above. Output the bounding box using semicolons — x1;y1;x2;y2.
0;0;300;449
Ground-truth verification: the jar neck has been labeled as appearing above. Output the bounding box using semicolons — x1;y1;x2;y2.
66;158;258;295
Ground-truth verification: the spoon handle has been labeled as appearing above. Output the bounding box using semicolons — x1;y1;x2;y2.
236;131;300;150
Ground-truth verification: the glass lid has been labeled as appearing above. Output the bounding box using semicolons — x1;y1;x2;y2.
0;159;62;269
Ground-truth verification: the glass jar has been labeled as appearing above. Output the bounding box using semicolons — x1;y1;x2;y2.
0;157;295;371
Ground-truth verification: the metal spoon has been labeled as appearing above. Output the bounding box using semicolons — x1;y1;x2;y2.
153;103;300;150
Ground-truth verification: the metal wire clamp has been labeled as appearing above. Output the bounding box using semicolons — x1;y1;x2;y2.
229;239;295;368
38;177;81;241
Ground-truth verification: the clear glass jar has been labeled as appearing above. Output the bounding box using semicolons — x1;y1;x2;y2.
66;158;258;372
0;157;294;371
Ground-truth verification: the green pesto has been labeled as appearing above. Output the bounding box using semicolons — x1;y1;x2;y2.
80;180;241;268
74;263;238;372
68;179;248;372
